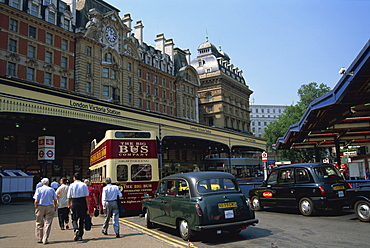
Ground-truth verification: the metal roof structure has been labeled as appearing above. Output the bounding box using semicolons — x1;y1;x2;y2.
275;40;370;150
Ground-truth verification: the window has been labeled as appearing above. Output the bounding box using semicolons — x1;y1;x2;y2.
86;46;92;56
296;168;311;183
146;72;150;80
155;103;159;112
46;33;53;44
61;57;68;68
9;19;18;32
128;77;132;86
138;82;142;91
102;68;109;78
154;88;158;96
138;98;142;108
267;170;279;185
169;93;173;101
105;53;113;63
117;164;128;181
29;26;37;38
146;85;150;94
30;3;39;17
27;67;35;80
28;45;36;58
206;93;212;102
111;69;116;79
127;62;131;71
86;82;91;93
131;164;152;181
11;0;21;9
207;106;212;113
128;93;132;103
47;11;55;24
162;78;165;86
61;39;68;50
45;51;52;63
62;18;70;30
61;77;67;89
44;72;52;85
86;63;91;74
162;105;166;113
137;69;142;77
7;62;16;76
178;180;189;196
162;90;166;98
146;100;151;110
278;168;294;184
9;39;17;52
103;86;109;97
170;107;173;115
154;75;157;83
197;178;237;193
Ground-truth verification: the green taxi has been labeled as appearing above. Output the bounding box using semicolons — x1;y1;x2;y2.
141;172;258;241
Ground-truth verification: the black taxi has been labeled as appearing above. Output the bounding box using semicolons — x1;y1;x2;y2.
141;172;258;241
249;163;351;216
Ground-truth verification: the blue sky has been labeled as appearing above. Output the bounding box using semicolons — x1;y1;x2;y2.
108;0;369;105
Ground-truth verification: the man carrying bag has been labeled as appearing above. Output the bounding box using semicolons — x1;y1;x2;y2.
101;177;122;238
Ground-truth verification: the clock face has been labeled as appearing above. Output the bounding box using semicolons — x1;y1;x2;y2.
105;27;117;43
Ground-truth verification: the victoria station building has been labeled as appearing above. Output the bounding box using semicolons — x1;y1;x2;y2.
0;0;267;184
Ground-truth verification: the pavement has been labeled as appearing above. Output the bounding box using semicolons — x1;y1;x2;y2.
0;199;172;248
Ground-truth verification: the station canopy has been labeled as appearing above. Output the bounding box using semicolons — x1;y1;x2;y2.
275;40;370;150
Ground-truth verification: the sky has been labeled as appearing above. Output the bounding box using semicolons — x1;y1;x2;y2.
107;0;370;105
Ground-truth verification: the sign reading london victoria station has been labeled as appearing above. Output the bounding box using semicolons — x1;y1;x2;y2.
90;140;157;166
69;100;121;116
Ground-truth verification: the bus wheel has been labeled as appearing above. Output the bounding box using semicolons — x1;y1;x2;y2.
145;210;155;228
1;194;11;204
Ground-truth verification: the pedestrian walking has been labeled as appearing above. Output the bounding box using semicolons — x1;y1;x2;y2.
101;177;122;238
55;177;70;230
84;179;98;224
67;173;89;241
51;178;60;190
33;178;58;245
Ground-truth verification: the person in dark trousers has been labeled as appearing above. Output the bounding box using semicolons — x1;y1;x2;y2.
101;177;122;238
33;178;58;245
67;173;89;241
56;177;70;230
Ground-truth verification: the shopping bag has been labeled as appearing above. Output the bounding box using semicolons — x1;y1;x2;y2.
85;214;92;231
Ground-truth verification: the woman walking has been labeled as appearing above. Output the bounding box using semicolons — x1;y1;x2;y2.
56;177;70;230
84;179;98;224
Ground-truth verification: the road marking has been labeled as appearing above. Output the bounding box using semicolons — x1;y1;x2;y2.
120;219;198;248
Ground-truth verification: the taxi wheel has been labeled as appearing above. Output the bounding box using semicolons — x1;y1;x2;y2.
251;196;263;211
299;197;315;216
1;194;11;204
145;210;155;229
354;200;370;222
178;219;194;241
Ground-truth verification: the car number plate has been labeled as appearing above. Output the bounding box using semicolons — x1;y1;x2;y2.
218;202;237;209
333;185;345;190
338;191;344;197
224;210;234;219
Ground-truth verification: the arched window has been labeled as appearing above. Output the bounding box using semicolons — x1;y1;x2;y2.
104;53;115;63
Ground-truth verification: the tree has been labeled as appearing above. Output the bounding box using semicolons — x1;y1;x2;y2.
263;82;331;162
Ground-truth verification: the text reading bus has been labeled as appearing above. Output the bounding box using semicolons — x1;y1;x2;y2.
89;130;159;213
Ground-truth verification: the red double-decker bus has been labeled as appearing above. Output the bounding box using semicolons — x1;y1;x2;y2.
89;130;159;214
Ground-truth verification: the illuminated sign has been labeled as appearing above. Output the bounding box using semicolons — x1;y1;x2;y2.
262;191;273;198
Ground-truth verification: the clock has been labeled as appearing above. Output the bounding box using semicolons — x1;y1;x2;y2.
105;26;117;43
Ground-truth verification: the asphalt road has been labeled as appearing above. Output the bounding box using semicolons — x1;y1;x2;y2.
1;200;368;248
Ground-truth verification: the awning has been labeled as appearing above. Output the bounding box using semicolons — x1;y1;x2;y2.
275;40;370;150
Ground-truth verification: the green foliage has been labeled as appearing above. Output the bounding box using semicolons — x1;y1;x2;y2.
263;82;331;162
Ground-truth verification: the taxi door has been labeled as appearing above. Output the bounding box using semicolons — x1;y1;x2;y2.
259;169;279;206
275;168;296;207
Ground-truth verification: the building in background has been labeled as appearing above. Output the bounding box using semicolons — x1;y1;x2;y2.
190;41;253;134
250;104;287;138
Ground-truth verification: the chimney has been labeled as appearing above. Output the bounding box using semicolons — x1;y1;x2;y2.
165;38;174;61
122;14;132;35
184;49;191;64
134;20;144;45
155;33;165;54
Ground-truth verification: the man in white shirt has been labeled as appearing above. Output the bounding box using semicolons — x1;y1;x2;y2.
101;177;122;238
33;178;58;245
67;173;89;241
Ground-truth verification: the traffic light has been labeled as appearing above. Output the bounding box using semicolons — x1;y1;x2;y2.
15;123;20;128
42;126;47;131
